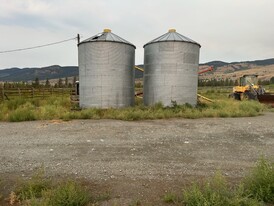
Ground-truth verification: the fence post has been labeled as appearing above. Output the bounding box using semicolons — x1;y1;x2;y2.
32;87;34;98
18;88;21;97
1;87;4;101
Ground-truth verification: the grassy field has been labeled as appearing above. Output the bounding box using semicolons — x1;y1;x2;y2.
0;86;271;122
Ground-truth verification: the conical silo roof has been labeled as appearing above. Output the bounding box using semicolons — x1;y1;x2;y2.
143;29;201;48
79;29;136;48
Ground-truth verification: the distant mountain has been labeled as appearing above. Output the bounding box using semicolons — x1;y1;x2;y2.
0;58;273;82
201;58;274;68
200;58;274;81
231;58;274;66
200;61;228;68
0;65;78;82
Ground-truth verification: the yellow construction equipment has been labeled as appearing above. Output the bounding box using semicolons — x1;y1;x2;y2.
230;74;274;107
231;75;265;100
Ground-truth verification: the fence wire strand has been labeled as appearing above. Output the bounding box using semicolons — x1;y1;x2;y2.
0;37;77;54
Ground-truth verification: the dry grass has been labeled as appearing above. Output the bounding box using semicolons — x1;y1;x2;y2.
0;87;268;122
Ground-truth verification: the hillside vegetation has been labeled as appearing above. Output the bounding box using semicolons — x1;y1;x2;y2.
1;58;274;82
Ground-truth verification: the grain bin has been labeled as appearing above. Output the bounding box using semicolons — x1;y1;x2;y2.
78;29;136;108
143;29;201;106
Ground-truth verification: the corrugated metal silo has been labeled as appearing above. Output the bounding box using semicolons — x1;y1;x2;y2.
143;29;201;106
78;29;136;108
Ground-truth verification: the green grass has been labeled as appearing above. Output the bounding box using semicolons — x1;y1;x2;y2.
19;181;91;206
15;169;51;201
1;158;273;205
63;99;265;121
0;88;269;122
243;157;274;203
164;157;274;206
182;172;234;206
13;169;96;206
163;193;177;203
46;181;90;206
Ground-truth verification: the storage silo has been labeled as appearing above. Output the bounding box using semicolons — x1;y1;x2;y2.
143;29;201;106
78;29;136;108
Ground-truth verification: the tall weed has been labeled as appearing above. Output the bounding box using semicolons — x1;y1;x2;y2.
243;157;274;203
8;102;36;122
16;169;51;201
47;181;90;206
183;172;232;206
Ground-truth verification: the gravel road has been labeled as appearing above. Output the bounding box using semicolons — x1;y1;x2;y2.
0;113;274;205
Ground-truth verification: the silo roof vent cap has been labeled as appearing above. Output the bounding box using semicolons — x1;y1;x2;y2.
103;29;111;33
168;29;176;33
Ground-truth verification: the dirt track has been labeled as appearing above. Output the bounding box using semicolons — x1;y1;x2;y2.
0;113;274;205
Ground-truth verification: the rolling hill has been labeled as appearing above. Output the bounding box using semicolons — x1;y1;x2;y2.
0;58;273;82
0;65;78;82
199;58;274;81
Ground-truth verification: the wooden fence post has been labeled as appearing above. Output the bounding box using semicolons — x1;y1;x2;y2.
32;87;34;98
18;88;21;97
1;87;4;101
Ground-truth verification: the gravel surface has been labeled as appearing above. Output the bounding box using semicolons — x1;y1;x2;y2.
0;113;274;205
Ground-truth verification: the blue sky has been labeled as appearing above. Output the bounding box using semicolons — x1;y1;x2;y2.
0;0;273;69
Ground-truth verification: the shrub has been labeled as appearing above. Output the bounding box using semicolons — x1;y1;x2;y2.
8;102;36;122
48;181;90;206
16;169;51;201
15;170;91;206
243;157;274;203
163;193;177;203
183;172;231;206
6;98;27;110
178;171;263;206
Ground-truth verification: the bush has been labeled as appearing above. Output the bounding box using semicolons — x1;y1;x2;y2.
16;169;51;201
15;170;91;206
6;98;27;110
163;193;177;203
243;157;274;203
165;159;274;205
8;102;36;122
183;172;232;206
47;181;90;206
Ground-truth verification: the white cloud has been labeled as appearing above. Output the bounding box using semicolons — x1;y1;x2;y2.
0;0;273;68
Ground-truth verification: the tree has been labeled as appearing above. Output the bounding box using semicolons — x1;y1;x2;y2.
32;77;40;88
65;77;68;87
45;78;50;88
58;78;63;88
234;79;239;86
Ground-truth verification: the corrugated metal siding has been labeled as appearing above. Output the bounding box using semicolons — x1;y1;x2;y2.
143;41;200;106
79;41;135;108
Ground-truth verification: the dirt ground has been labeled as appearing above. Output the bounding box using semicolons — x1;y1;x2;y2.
0;113;274;205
